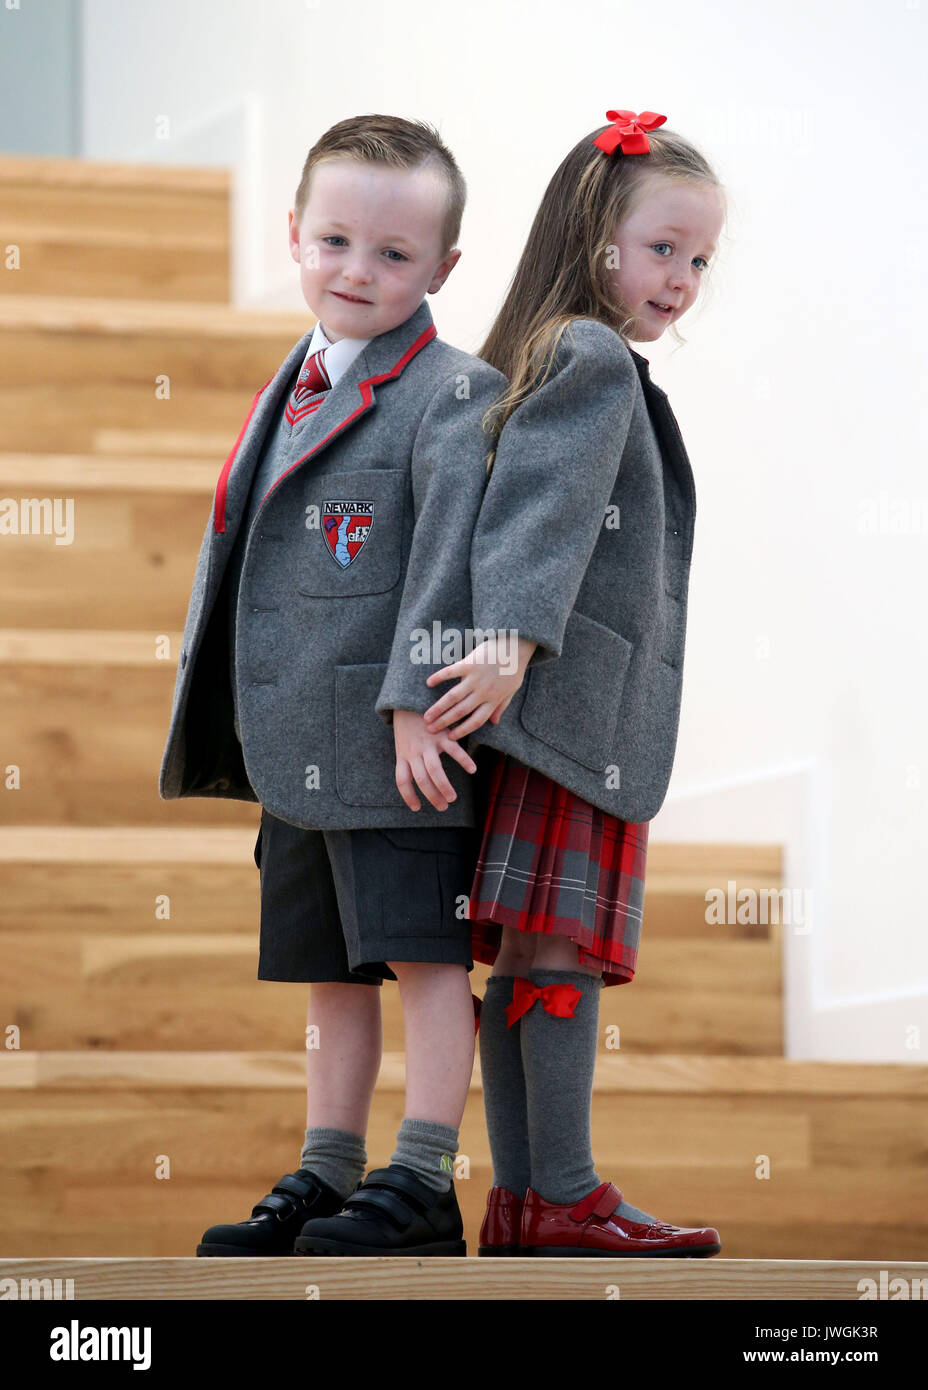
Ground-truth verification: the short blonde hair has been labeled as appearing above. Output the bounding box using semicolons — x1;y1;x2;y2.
293;113;466;256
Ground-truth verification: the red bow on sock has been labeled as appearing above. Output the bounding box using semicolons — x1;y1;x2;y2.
592;109;667;156
505;976;582;1029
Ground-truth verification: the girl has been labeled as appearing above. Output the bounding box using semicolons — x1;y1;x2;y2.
421;109;727;1256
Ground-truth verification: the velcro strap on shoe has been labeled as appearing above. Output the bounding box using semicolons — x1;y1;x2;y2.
252;1171;321;1218
342;1186;415;1231
273;1173;321;1201
253;1192;297;1218
569;1182;623;1223
359;1166;436;1212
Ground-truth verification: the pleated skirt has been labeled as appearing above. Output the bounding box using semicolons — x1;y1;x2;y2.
467;750;649;987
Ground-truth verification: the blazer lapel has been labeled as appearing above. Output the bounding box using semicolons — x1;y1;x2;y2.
628;349;696;517
212;330;313;534
212;299;438;537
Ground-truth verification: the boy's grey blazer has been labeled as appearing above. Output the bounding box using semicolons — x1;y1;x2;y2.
158;298;507;830
464;317;697;824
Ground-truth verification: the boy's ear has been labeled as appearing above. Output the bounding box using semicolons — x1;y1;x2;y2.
427;247;462;295
287;209;300;262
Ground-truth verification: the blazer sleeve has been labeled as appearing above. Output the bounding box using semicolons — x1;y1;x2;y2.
470;318;637;667
374;360;507;726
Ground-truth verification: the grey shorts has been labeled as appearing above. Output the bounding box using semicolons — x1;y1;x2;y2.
253;807;483;984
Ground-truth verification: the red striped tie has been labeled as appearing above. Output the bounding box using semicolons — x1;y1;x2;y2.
286;347;331;427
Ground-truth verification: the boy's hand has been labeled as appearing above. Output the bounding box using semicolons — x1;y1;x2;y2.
392;708;479;813
422;635;539;739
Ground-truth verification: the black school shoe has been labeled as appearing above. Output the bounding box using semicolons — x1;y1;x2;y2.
196;1168;351;1257
293;1163;466;1256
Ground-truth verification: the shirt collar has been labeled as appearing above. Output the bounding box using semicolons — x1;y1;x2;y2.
304;320;371;387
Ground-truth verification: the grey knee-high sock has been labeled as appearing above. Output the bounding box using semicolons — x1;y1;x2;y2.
520;969;660;1225
299;1126;367;1201
389;1117;459;1193
477;975;531;1197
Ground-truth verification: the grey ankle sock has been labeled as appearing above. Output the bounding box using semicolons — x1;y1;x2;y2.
389;1117;459;1193
299;1126;367;1202
520;968;659;1225
478;976;531;1197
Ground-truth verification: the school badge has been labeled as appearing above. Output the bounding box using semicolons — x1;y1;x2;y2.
322;499;374;569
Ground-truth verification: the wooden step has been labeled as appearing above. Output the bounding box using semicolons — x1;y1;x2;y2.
0;509;216;635
0;452;217;631
0;156;231;302
0;829;783;1054
0;937;781;1055
1;1256;923;1300
0;295;310;452
2;1051;925;1260
0;490;217;635
0;657;253;827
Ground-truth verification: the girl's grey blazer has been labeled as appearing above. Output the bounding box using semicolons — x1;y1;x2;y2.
159;298;508;830
463;318;697;825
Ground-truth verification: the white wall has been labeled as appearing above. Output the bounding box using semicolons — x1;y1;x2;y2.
79;0;928;1059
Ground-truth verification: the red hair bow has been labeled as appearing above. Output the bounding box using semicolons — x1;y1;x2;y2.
593;109;667;156
504;976;582;1029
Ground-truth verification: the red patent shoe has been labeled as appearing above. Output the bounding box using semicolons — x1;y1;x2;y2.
477;1186;525;1256
521;1182;721;1257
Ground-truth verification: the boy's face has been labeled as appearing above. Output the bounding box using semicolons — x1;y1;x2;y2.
608;175;725;343
288;157;461;342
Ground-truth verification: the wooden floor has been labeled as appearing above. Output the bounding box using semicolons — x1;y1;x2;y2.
2;1256;925;1301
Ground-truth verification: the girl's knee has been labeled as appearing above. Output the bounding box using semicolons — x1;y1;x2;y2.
492;925;535;975
531;934;601;975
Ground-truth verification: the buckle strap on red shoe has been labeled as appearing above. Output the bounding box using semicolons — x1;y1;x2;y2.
568;1182;623;1223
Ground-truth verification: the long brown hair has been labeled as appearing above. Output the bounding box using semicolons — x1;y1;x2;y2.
479;121;725;473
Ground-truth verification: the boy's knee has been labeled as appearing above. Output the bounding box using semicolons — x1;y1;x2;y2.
386;960;466;979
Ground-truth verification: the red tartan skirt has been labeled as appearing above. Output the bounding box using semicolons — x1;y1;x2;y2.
467;750;649;987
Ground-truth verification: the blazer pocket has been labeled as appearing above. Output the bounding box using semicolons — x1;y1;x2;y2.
519;610;634;771
335;662;409;808
296;469;405;598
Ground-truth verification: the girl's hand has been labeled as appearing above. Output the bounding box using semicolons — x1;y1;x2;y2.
423;635;538;740
392;708;478;812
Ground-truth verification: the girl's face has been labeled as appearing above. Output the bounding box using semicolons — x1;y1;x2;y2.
608;176;725;342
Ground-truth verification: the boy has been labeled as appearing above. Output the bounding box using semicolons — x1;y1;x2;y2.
159;114;509;1256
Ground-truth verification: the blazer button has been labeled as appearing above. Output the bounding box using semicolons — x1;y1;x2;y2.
180;646;188;670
